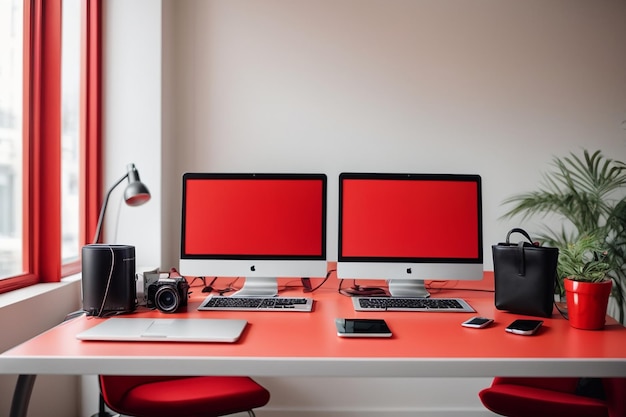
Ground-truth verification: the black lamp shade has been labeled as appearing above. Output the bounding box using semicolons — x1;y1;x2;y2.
124;180;151;206
92;163;151;243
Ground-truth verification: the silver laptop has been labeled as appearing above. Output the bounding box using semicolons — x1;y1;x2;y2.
76;318;247;343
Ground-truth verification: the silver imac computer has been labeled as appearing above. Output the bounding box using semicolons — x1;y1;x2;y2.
179;173;327;296
337;172;483;297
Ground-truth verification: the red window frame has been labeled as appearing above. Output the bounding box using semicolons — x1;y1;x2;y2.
0;0;102;294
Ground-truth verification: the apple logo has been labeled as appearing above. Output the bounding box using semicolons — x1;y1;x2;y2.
406;268;412;274
250;265;256;272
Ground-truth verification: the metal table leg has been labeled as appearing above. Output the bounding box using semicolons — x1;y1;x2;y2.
10;374;36;417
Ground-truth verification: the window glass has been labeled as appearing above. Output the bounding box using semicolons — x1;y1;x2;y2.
0;0;23;279
61;0;81;263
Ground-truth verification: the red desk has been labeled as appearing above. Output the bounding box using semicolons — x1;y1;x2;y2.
2;272;626;379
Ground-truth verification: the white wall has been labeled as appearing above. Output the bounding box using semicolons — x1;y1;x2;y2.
101;0;162;268
162;0;626;271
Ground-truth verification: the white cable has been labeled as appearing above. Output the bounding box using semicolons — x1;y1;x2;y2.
97;246;115;317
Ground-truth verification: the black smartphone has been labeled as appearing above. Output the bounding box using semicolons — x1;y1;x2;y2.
335;318;392;338
461;317;494;328
505;319;543;335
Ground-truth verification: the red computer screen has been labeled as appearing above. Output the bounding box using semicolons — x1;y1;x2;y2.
182;174;326;258
339;174;481;260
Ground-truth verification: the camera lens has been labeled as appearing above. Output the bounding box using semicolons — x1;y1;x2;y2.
154;285;180;313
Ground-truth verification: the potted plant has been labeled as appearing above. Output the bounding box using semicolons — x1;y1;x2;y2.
501;149;626;324
557;235;613;329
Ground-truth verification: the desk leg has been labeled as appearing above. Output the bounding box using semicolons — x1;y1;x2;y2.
10;374;36;417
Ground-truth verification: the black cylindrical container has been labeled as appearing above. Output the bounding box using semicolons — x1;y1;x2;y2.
81;244;137;316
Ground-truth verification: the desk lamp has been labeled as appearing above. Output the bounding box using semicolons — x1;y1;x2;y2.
92;163;151;244
82;162;151;317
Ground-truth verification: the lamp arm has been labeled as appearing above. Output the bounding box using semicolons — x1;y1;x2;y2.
92;173;129;244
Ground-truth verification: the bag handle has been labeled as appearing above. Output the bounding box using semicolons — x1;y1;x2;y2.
505;228;533;276
506;228;534;245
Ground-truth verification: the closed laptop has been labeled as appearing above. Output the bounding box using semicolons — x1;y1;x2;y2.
76;318;247;343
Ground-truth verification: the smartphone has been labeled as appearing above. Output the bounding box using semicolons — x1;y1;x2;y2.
505;319;543;335
461;317;494;328
335;318;392;338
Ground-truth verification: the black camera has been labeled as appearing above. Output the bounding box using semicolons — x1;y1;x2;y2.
147;276;190;313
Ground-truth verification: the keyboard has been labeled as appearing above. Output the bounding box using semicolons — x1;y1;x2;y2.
352;297;475;312
198;295;314;312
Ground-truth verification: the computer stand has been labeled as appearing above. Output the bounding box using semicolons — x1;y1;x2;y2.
231;277;279;297
387;279;430;298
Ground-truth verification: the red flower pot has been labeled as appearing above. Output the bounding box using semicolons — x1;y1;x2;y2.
564;278;612;330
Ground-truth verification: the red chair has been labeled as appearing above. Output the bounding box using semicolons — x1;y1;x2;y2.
99;375;270;417
478;377;626;417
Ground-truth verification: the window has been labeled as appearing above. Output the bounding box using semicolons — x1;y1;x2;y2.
62;0;82;265
0;0;102;293
0;0;23;280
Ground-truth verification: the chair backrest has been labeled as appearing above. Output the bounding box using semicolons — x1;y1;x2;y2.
485;377;626;417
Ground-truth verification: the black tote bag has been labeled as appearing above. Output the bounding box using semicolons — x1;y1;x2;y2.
492;228;559;317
